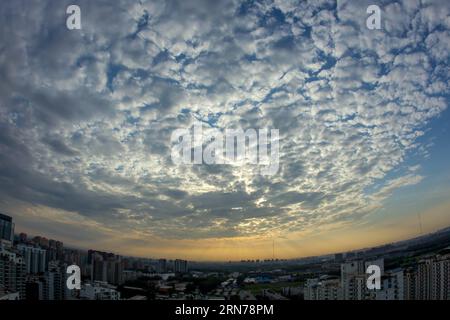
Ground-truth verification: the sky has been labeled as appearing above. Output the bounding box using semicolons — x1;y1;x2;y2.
0;0;449;261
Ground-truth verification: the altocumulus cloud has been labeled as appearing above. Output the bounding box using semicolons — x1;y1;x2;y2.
0;0;449;240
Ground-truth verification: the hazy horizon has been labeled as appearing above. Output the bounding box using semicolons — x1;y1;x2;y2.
9;215;450;262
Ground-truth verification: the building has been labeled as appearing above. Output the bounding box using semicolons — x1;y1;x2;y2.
305;258;387;300
341;260;364;300
0;213;14;243
107;258;124;285
304;278;319;300
416;259;432;299
158;259;167;273
91;252;107;282
64;249;88;277
415;254;450;300
174;259;188;273
304;276;343;300
80;281;120;300
122;270;144;282
48;261;70;300
89;251;123;285
306;254;450;301
319;278;342;300
334;253;344;263
375;268;404;300
340;259;384;300
404;268;416;300
18;233;27;243
25;270;70;301
30;236;51;249
17;245;47;274
365;258;385;276
0;245;26;299
25;275;46;300
431;256;450;300
88;250;122;284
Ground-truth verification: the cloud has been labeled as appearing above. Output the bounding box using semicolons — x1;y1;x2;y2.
0;0;449;245
371;174;424;201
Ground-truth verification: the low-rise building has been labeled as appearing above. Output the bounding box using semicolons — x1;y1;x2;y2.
80;281;120;300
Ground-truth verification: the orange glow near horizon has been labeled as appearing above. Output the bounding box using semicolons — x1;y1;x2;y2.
6;199;450;261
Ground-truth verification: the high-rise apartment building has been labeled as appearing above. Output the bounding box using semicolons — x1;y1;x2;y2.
106;258;124;285
17;244;47;274
174;259;188;273
89;250;123;285
404;268;416;300
375;268;404;300
341;260;364;300
92;253;107;282
304;276;343;300
0;245;26;299
48;260;69;300
415;254;450;300
158;259;167;273
340;259;384;300
0;213;14;243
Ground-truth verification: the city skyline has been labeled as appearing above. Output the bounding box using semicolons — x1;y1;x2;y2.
1;0;450;261
3;211;450;301
7;212;450;263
